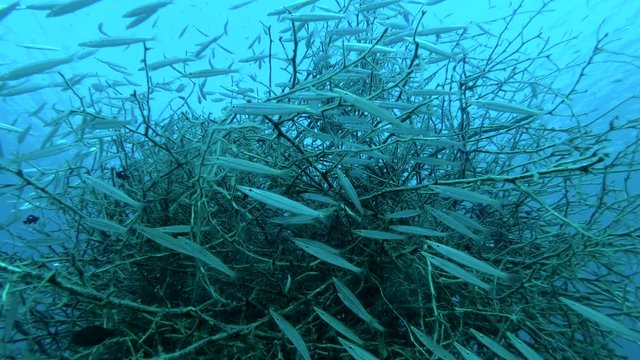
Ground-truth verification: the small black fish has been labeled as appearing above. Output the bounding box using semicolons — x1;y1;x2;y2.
115;170;129;181
71;325;117;347
23;215;39;225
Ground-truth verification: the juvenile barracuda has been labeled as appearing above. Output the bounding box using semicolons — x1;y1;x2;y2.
81;174;141;208
313;307;364;345
358;0;401;12
78;36;154;48
16;43;63;51
135;225;238;279
454;343;483;360
334;88;400;126
12;143;76;163
238;186;325;218
281;12;345;22
142;56;196;71
0;123;24;133
184;68;240;78
430;185;503;211
267;0;318;16
426;240;515;281
470;329;521;360
336;169;363;214
383;209;420;219
559;297;640;343
428;208;482;242
292;238;365;274
301;193;339;206
229;102;320;115
353;229;406;241
338;337;379;360
333;42;398;54
424;253;492;291
332;277;384;332
46;0;101;17
506;332;544;360
405;37;460;59
0;55;75;81
206;156;286;176
85;217;127;234
469;100;544;116
122;0;171;18
269;310;311;360
410;326;456;360
389;225;447;237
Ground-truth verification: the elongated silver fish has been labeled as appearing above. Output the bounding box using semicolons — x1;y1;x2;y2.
238;186;324;218
292;238;365;274
269;310;311;360
47;0;101;17
332;277;384;332
78;36;154;48
135;225;238;279
313;307;364;345
0;55;75;81
426;240;515;282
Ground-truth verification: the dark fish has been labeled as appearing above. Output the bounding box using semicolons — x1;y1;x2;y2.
23;215;39;225
115;170;129;181
71;325;117;347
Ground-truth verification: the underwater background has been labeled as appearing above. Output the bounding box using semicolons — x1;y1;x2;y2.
1;0;639;359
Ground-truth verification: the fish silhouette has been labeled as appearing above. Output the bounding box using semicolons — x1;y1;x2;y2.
71;325;117;347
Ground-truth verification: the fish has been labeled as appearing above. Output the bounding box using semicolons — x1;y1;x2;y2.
454;343;483;360
336;169;363;214
47;0;101;17
122;1;171;18
424;253;492;292
292;238;365;274
229;102;320;116
404;37;461;59
358;0;402;12
16;43;63;52
135;225;238;279
559;297;640;343
0;1;19;21
0;55;75;81
389;225;448;237
281;13;345;22
269;310;311;360
206;156;286;176
410;326;456;360
141;56;196;71
383;209;420;219
469;100;544;116
183;68;240;78
267;0;318;16
334;42;399;54
238;186;325;218
338;337;379;360
470;329;521;360
78;36;154;48
506;332;544;360
332;277;384;332
427;208;482;242
85;217;127;234
430;184;503;211
228;0;256;10
333;88;400;126
81;174;141;208
70;325;117;347
352;229;406;241
313;307;364;345
426;240;515;282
